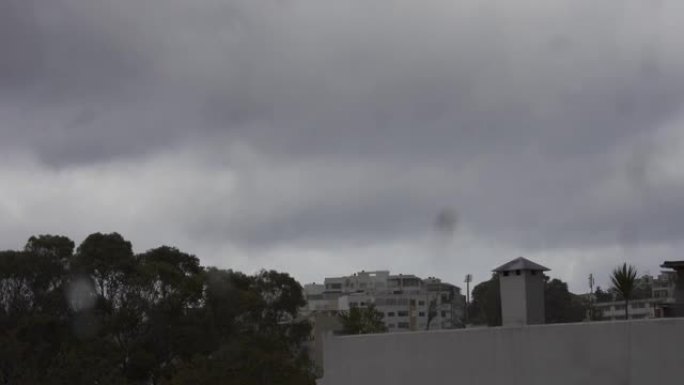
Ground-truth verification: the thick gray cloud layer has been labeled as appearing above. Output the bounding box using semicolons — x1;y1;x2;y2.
2;0;684;290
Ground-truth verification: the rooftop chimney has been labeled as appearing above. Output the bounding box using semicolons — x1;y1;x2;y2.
493;257;549;326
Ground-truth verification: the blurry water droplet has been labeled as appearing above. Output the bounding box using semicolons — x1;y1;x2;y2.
67;277;96;312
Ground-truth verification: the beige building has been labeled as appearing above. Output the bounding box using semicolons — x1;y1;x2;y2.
302;270;465;332
593;271;678;320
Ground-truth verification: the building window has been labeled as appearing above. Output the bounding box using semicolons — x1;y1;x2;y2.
410;299;416;306
397;311;409;317
419;312;425;317
441;311;447;317
531;271;537;276
349;302;358;308
330;283;342;289
418;301;425;306
388;324;396;328
387;312;395;317
515;270;521;276
397;322;409;329
503;272;509;277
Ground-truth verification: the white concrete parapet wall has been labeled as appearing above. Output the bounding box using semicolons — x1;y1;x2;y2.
319;319;684;385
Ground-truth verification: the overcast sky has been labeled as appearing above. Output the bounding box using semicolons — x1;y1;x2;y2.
2;0;684;292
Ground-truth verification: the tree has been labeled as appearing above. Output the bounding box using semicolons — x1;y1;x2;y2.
631;275;653;300
24;235;75;265
467;274;501;326
425;298;439;330
338;305;387;335
594;286;612;303
192;268;315;385
610;263;638;319
252;270;308;327
544;279;585;324
0;233;316;385
73;232;136;302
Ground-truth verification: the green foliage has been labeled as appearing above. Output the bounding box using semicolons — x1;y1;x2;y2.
544;279;586;324
0;233;315;385
425;298;439;330
610;263;638;318
594;286;613;303
338;304;387;335
631;275;653;300
467;274;502;326
24;235;75;263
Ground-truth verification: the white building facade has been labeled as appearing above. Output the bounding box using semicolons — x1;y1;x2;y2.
594;272;678;321
303;270;465;332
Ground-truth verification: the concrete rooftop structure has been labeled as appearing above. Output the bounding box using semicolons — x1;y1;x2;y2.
495;257;548;326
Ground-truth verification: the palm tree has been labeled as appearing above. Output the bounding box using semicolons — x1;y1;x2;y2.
610;263;638;320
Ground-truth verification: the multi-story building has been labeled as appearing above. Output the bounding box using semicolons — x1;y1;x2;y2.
593;272;677;321
302;270;465;332
660;261;684;317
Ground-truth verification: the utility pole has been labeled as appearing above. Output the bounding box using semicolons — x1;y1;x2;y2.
588;273;595;321
464;274;472;326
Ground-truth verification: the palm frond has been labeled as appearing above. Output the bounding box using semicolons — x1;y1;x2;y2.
610;263;638;300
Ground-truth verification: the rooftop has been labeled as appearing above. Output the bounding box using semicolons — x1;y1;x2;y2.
492;257;550;273
661;260;684;270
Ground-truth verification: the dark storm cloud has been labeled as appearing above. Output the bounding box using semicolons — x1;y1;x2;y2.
2;0;684;289
3;0;684;165
0;0;147;96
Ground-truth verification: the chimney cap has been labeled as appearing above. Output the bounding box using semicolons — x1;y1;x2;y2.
493;257;550;273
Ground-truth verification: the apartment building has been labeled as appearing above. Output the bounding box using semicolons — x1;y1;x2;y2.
302;270;465;332
593;271;677;320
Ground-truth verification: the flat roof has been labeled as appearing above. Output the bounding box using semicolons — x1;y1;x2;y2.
661;260;684;269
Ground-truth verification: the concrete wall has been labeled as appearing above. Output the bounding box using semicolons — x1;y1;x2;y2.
499;273;527;326
525;272;545;324
319;319;684;385
674;270;684;316
308;313;342;377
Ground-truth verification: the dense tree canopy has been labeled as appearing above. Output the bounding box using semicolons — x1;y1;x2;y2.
467;274;502;327
0;233;315;385
544;278;586;324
